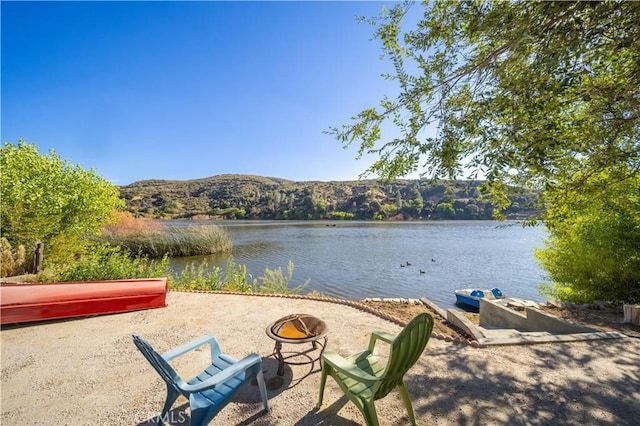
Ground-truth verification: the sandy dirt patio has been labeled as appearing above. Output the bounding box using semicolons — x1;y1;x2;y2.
2;291;639;425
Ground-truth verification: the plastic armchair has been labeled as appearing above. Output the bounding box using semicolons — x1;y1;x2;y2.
317;313;434;426
132;334;270;426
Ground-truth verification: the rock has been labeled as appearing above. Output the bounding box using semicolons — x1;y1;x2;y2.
591;301;608;311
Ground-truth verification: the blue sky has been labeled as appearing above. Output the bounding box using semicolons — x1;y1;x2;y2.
2;1;417;185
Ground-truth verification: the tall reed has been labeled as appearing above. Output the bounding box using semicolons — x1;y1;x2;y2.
101;213;232;257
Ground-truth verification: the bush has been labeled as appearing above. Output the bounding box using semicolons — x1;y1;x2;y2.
1;140;124;265
172;258;254;292
256;261;310;294
38;243;171;283
329;211;355;220
537;171;640;304
1;237;28;277
171;259;310;295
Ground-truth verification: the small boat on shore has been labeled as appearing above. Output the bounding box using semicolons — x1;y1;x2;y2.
455;287;504;309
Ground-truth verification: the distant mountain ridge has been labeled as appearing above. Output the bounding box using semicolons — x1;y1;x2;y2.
119;174;539;220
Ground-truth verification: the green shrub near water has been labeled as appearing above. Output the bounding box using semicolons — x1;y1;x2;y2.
38;243;171;283
255;260;310;294
171;259;309;295
32;233;308;297
173;258;254;292
536;170;640;304
101;225;232;258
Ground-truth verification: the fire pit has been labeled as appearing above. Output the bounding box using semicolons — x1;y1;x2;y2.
266;313;328;376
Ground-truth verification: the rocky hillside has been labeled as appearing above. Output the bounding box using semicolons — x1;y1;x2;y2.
119;174;540;220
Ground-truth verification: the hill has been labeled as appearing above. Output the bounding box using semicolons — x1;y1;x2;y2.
118;174;540;220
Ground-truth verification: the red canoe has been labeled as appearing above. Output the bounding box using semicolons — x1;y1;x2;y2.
0;278;168;325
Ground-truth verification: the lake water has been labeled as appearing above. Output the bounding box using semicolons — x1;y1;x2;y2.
168;220;549;309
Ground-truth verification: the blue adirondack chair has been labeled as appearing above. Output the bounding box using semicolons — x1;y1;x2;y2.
132;334;270;425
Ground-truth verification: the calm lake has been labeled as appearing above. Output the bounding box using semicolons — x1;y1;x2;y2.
168;220;550;309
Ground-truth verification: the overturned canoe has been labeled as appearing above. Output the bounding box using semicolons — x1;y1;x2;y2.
1;278;168;325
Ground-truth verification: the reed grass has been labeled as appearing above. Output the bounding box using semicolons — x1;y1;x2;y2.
102;224;232;258
45;213;309;296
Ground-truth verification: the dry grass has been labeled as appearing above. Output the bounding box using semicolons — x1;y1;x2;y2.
103;211;163;237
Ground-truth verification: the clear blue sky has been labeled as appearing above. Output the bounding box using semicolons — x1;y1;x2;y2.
2;1;414;185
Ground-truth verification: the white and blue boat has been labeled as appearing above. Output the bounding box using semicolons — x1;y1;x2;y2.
454;287;504;309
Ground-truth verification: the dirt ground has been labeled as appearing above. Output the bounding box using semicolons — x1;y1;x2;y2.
360;299;640;339
360;299;468;339
2;291;639;425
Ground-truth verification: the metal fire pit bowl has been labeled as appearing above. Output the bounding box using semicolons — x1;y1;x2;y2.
265;313;328;376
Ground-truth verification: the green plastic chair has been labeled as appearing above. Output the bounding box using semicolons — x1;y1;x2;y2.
133;334;270;425
317;313;434;426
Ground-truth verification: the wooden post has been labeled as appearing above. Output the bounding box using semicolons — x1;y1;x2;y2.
33;241;44;274
623;305;640;326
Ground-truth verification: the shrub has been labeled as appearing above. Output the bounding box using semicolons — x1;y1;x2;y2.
329;211;355;220
220;259;255;292
1;140;124;265
537;170;640;304
171;258;255;292
172;260;225;291
0;237;28;277
171;259;310;295
256;261;310;294
38;243;171;283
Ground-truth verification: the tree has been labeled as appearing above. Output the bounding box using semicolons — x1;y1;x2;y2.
379;203;399;219
332;1;639;210
0;140;125;265
333;0;640;302
537;170;640;304
434;202;454;219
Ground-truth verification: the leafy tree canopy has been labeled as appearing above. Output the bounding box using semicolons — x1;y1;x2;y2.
332;0;639;210
0;139;125;264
